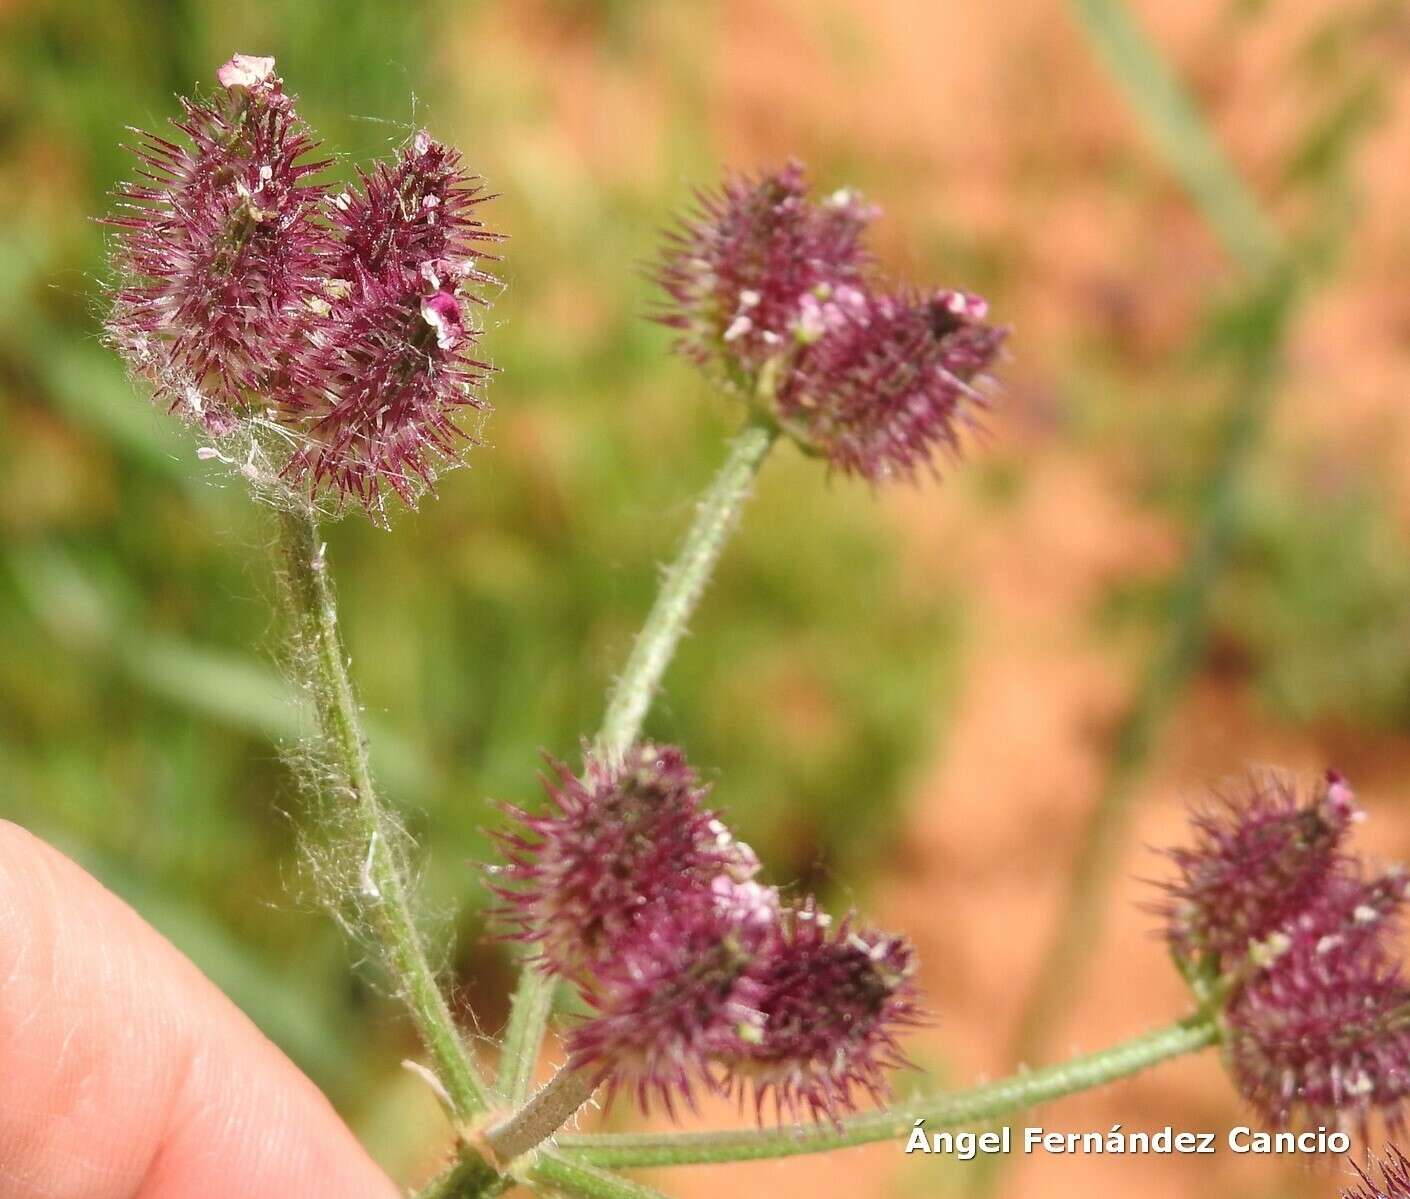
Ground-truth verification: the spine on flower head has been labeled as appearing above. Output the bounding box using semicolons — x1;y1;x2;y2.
653;161;1006;483
104;54;330;434
1157;769;1410;1133
1345;1144;1410;1199
491;742;921;1122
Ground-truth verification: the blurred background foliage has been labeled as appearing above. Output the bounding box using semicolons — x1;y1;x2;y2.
1;0;1409;1192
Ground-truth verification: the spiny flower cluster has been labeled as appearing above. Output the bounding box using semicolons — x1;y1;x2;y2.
284;132;496;505
1157;771;1410;1131
492;744;920;1121
654;162;1005;483
106;55;329;434
104;55;499;516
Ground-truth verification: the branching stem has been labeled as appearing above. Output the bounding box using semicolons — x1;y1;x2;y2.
554;1014;1219;1169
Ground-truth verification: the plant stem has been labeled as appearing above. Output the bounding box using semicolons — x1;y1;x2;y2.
274;504;492;1123
417;1079;661;1197
497;958;558;1106
596;418;778;763
487;1063;601;1163
495;418;780;1145
554;1014;1219;1168
523;1152;673;1199
411;1159;511;1199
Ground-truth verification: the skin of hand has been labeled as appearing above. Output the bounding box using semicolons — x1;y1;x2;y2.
0;821;400;1199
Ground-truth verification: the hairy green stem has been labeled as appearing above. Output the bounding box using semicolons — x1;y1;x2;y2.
523;1152;673;1199
596;419;778;763
497;960;559;1106
494;418;780;1149
487;1063;601;1164
554;1014;1218;1168
274;504;492;1123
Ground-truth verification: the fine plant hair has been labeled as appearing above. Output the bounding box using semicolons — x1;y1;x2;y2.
269;541;409;939
95;26;1407;1199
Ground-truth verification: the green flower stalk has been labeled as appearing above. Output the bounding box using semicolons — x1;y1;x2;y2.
275;502;492;1123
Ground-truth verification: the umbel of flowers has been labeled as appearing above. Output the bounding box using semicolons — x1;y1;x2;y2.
104;54;499;517
493;744;920;1121
1157;770;1410;1131
654;161;1007;483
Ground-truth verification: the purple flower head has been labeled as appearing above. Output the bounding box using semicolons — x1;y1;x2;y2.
324;130;498;288
103;59;502;520
1157;769;1361;972
564;894;920;1123
491;744;763;983
653;162;877;382
775;287;1006;482
104;54;329;432
725;900;922;1124
654;162;1006;483
283;132;500;514
1346;1145;1410;1199
1295;866;1410;970
490;742;922;1121
1157;769;1410;1133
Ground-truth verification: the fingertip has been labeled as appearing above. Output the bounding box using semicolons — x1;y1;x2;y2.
0;823;398;1199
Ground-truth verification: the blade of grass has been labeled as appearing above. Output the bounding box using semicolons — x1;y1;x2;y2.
2;542;429;797
1069;0;1283;274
